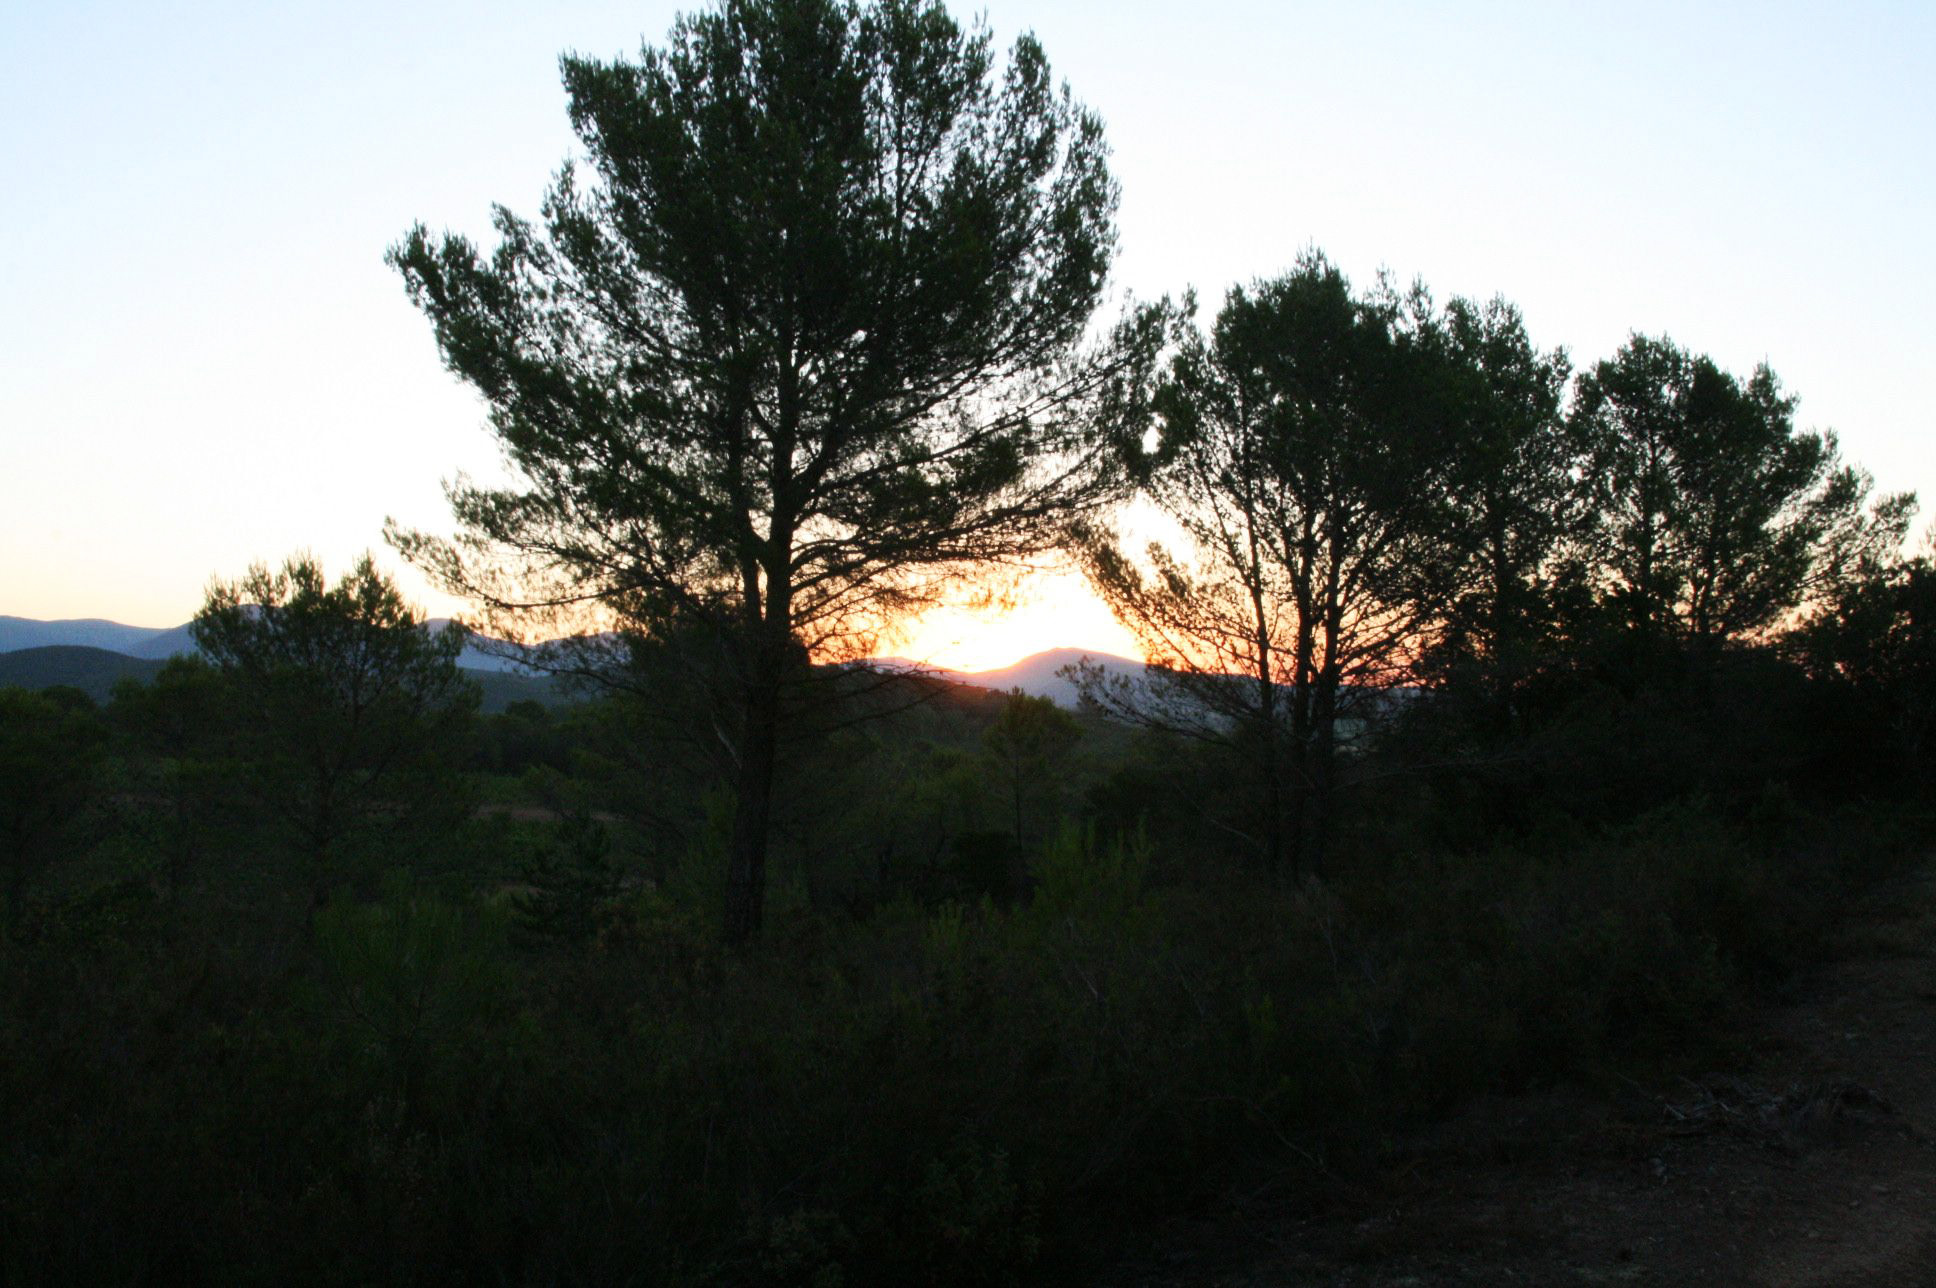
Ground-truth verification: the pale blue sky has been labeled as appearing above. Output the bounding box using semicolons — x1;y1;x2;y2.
3;1;1930;664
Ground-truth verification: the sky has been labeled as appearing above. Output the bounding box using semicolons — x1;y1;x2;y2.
3;1;1931;671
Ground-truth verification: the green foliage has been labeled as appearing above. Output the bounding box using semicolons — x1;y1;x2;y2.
981;688;1080;844
0;685;107;928
472;698;573;777
0;698;1922;1285
511;815;623;944
314;879;516;1119
1791;531;1936;783
905;1143;1041;1283
192;553;477;897
1028;823;1148;925
108;656;244;894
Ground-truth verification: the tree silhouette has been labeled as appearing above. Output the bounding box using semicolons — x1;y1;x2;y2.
389;0;1161;940
1570;336;1892;674
193;554;476;909
981;687;1080;844
1075;253;1454;875
109;656;238;896
1793;522;1932;779
1420;295;1579;726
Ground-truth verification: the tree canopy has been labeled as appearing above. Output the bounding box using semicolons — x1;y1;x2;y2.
1073;268;1921;872
1075;252;1456;873
981;687;1081;843
1570;335;1896;664
193;554;476;905
1419;295;1578;721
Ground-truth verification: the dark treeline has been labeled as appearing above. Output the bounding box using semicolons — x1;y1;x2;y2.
6;0;1936;1282
1073;252;1924;878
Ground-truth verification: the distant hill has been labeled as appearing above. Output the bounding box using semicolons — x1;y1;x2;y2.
867;647;1146;708
959;647;1146;707
0;614;532;672
0;616;186;657
427;620;535;673
0;617;1152;710
124;624;199;659
0;645;168;700
0;642;567;713
467;668;574;714
862;650;1408;731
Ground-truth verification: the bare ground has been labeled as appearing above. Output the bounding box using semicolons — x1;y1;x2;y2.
1104;862;1936;1287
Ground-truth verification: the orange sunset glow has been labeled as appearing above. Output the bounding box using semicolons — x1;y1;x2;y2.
871;566;1146;673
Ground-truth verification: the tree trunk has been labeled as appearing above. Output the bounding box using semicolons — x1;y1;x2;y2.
1255;666;1286;874
1287;627;1315;877
724;660;781;946
1308;585;1345;881
5;837;25;934
1488;523;1517;734
1260;719;1285;875
1309;674;1336;881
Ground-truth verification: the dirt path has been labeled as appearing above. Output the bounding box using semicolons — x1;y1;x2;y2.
1108;864;1936;1286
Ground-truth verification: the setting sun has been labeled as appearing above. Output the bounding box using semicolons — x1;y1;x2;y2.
871;565;1146;673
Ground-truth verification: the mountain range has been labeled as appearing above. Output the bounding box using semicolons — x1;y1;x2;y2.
0;615;522;672
0;616;1149;710
0;615;552;711
0;616;200;660
865;647;1145;707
